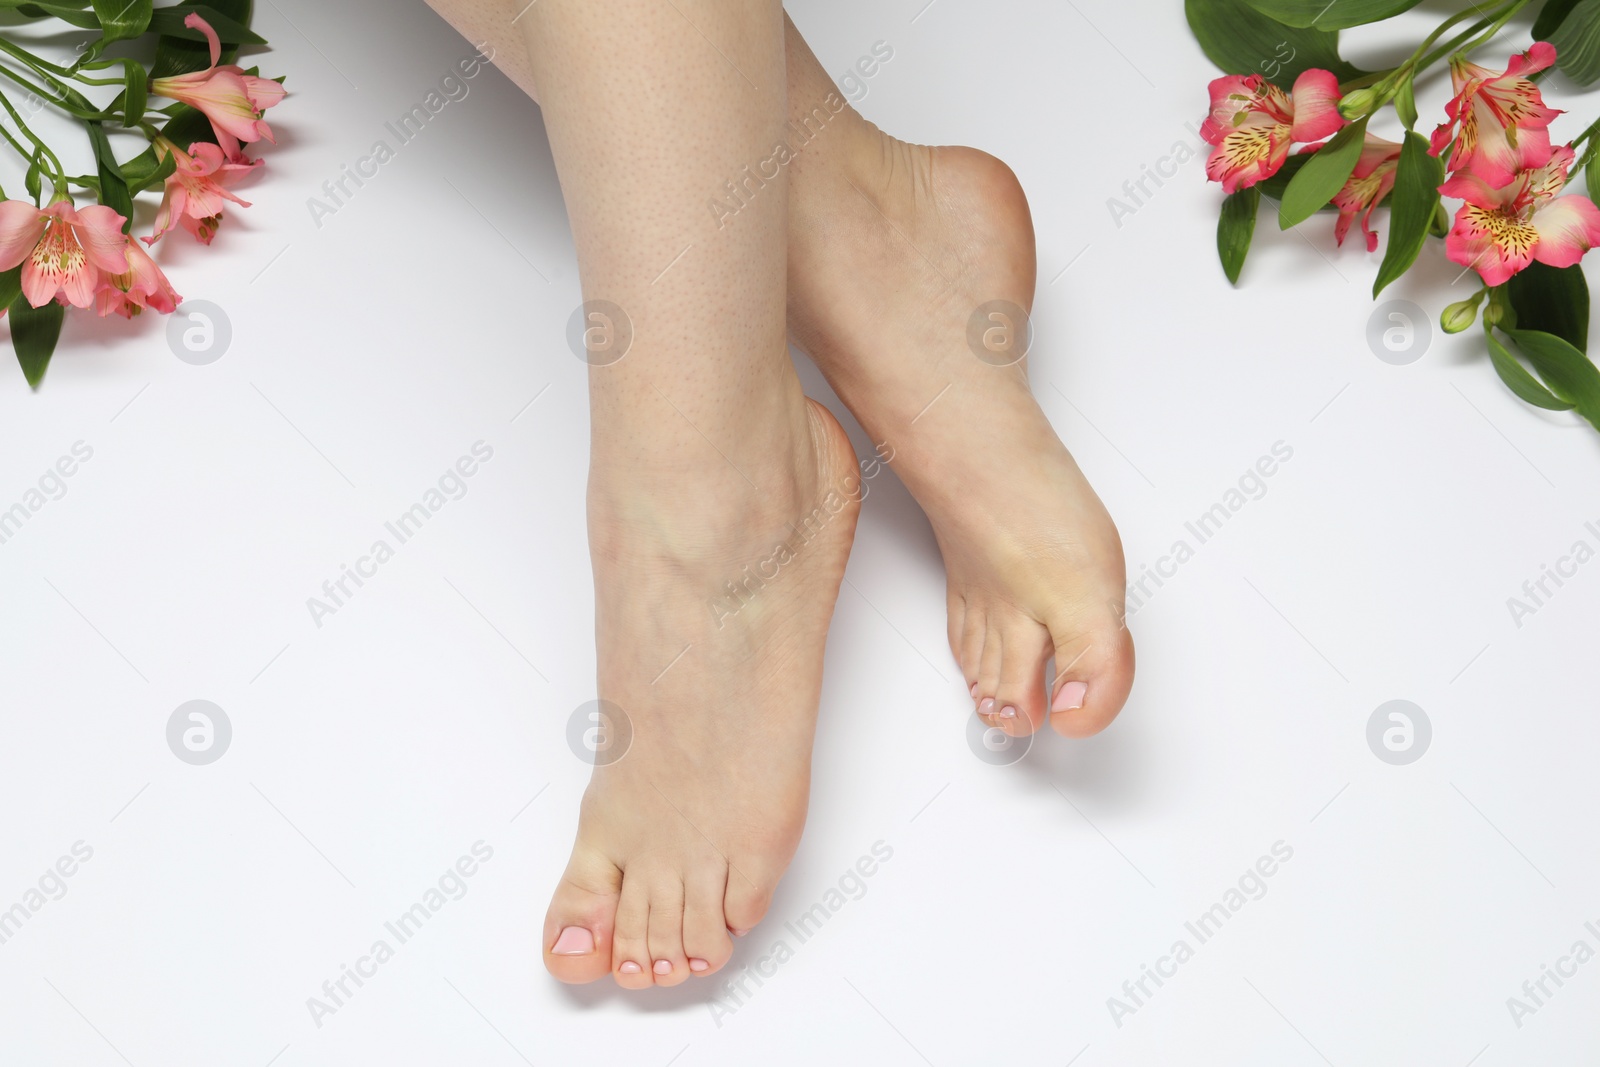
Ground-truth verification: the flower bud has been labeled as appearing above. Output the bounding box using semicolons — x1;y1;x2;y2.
1440;298;1480;334
1482;295;1506;330
1338;88;1379;120
1429;202;1451;238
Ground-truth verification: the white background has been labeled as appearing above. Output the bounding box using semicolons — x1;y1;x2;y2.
1;1;1597;1064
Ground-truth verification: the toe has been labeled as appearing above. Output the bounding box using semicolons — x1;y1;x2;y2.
611;872;653;989
723;868;773;938
682;866;734;976
975;621;1003;719
542;848;620;985
994;616;1051;736
646;876;690;987
1046;610;1135;738
958;610;985;694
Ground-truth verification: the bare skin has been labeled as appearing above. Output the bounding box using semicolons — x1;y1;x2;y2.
780;28;1135;738
513;0;858;989
426;0;1135;986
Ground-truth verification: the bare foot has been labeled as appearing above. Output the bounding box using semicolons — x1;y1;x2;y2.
543;398;861;986
788;125;1134;738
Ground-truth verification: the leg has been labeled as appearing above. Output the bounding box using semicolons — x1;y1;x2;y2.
426;0;1135;737
512;1;858;987
779;26;1135;738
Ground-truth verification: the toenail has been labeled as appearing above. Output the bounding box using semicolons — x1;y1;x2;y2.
689;958;710;973
1053;681;1088;712
977;697;996;718
653;959;673;975
551;926;594;956
729;927;749;937
970;682;979;698
1000;705;1018;719
619;961;642;975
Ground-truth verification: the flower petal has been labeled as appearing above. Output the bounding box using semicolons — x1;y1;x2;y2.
1447;203;1536;286
72;204;131;273
184;12;222;69
0;200;45;271
1531;196;1600;269
1289;68;1345;143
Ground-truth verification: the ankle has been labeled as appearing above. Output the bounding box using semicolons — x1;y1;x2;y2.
586;396;827;563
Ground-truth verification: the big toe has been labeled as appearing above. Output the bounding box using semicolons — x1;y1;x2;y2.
1046;609;1135;739
543;848;620;985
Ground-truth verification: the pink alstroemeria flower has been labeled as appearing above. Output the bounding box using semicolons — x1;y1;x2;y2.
1201;69;1347;193
95;238;182;319
0;197;129;309
1332;135;1403;251
1443;145;1600;286
1430;43;1561;188
150;14;285;158
146;138;258;246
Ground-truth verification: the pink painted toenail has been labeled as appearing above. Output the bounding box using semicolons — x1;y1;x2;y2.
1053;681;1088;712
970;682;979;698
729;927;749;937
977;698;997;720
653;959;673;975
619;961;642;975
551;926;594;956
689;958;710;973
1000;705;1018;719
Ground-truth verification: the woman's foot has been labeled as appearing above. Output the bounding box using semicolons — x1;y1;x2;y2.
787;125;1134;738
544;398;861;986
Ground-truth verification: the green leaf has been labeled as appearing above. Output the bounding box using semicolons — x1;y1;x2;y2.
1394;75;1417;130
121;144;176;194
15;3;99;27
121;58;147;127
1279;116;1369;229
1504;327;1600;429
92;0;152;42
1242;0;1424;29
24;156;41;202
10;295;65;390
1218;186;1260;284
0;267;22;312
1508;261;1589;350
1186;0;1364;83
1486;330;1573;410
1545;0;1600;85
1535;0;1586;39
1589;158;1600;210
157;104;217;149
87;122;132;232
147;4;263;45
1373;131;1443;296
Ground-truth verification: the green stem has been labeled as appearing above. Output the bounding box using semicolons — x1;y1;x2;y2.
0;39;112;121
0;88;65;192
1456;0;1537;58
